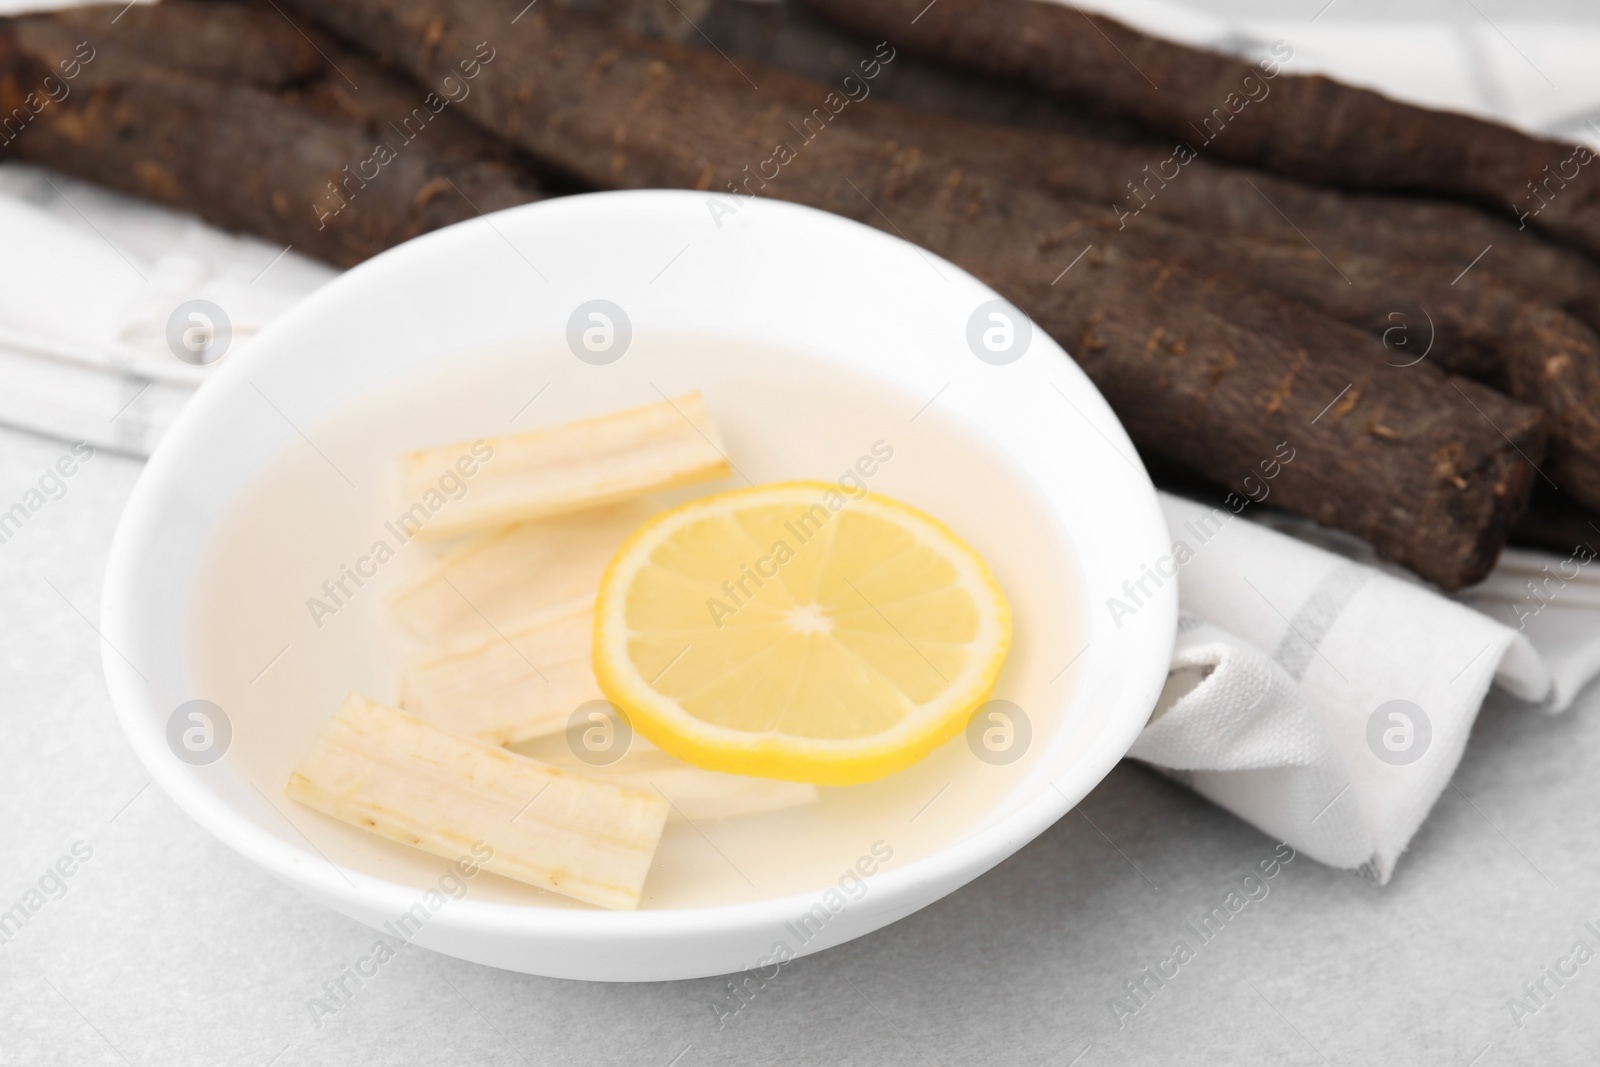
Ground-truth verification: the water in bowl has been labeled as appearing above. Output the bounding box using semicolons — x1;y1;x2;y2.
189;335;1083;910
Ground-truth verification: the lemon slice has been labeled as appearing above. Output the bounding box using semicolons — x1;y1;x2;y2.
593;482;1011;785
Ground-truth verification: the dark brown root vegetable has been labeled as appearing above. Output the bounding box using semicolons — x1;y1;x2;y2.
287;0;1544;588
793;0;1600;258
581;0;1594;301
562;0;1152;141
41;0;1587;510
12;0;324;90
0;5;543;267
573;0;1600;331
545;0;1600;515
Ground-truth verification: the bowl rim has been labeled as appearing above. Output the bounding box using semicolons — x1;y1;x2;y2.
100;189;1176;957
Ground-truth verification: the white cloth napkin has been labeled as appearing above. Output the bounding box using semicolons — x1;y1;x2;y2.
1132;495;1595;883
0;164;334;455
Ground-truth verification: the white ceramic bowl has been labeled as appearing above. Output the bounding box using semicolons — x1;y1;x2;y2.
101;190;1176;981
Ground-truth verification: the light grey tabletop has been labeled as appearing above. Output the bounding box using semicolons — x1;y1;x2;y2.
2;421;1597;1066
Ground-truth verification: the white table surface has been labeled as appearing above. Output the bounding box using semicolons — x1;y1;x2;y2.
2;422;1597;1065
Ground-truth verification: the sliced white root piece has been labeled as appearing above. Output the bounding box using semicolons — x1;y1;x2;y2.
388;501;652;646
397;392;732;539
400;597;601;745
284;693;668;910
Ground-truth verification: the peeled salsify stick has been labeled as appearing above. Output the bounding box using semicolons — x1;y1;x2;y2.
285;693;668;910
396;393;732;540
400;596;600;745
388;501;653;646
